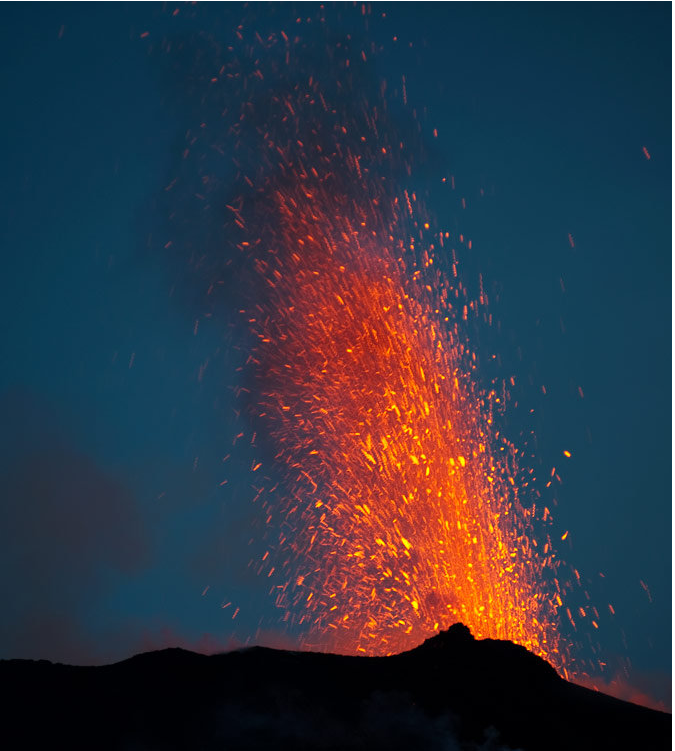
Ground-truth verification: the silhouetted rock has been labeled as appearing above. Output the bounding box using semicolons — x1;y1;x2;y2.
1;625;669;750
419;620;475;648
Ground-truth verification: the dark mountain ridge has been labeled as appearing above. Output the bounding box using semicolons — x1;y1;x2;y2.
1;623;669;750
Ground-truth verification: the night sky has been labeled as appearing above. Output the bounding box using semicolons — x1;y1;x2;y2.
0;2;670;708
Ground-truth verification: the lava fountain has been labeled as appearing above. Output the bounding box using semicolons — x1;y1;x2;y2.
218;31;568;668
130;2;597;676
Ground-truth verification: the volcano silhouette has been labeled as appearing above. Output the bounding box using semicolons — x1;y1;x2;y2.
1;623;669;750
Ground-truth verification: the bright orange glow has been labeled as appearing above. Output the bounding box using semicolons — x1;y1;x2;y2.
211;17;575;673
243;160;565;669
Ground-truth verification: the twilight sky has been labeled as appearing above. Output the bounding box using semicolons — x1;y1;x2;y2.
0;2;670;708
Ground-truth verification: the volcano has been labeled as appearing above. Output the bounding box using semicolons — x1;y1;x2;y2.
1;624;668;750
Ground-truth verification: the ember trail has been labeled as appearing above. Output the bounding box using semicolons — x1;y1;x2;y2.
220;22;567;670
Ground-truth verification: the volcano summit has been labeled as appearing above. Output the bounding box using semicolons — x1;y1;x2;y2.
1;624;669;750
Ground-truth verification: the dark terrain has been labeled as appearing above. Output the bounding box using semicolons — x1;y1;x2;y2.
1;623;669;750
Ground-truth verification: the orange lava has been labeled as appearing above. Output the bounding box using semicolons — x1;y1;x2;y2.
243;155;564;668
194;15;574;672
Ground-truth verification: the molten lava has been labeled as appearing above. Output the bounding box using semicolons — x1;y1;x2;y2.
146;6;583;673
237;102;564;666
148;1;622;697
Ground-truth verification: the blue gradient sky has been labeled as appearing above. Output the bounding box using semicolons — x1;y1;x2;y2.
0;2;670;707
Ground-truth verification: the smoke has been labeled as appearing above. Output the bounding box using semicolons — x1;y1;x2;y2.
573;672;672;713
0;387;149;664
217;691;522;751
139;4;444;318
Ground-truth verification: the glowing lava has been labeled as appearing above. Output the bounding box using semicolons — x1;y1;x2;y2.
237;109;565;668
157;10;584;674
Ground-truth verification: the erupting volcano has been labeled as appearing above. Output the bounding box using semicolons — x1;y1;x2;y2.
249;178;564;665
0;5;669;747
213;18;572;674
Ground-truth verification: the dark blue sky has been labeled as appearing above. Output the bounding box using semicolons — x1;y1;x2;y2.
0;2;670;707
